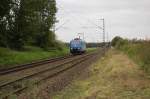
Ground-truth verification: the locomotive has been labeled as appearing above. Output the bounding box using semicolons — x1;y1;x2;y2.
70;38;86;54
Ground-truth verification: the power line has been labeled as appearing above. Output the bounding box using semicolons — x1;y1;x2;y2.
55;19;70;31
100;18;105;43
57;5;85;26
56;4;107;43
57;4;103;30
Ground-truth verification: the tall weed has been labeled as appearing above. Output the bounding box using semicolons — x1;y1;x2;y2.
113;38;150;74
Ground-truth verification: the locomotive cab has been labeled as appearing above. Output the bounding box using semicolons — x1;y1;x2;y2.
70;38;86;54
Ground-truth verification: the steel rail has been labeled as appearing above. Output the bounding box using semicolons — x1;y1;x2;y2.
0;51;97;98
0;55;73;75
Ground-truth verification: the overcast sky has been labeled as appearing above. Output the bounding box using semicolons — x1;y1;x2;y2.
55;0;150;42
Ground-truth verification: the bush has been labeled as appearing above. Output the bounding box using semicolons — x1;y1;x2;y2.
111;37;150;74
111;36;123;47
116;39;129;50
138;42;150;73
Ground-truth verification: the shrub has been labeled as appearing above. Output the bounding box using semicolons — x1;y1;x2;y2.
116;39;129;50
138;42;150;73
111;36;123;47
111;37;150;74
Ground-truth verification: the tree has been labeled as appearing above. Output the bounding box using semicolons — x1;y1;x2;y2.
111;36;123;47
0;0;12;47
33;0;57;49
9;0;33;49
0;0;57;50
12;0;57;49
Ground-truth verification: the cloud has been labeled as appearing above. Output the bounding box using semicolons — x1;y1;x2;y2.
56;0;150;42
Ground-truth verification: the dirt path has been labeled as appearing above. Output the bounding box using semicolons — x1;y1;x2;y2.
52;49;150;99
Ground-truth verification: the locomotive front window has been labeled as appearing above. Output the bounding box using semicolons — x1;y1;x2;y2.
71;41;80;45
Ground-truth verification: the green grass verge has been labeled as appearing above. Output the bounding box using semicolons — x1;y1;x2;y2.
0;47;98;70
87;47;98;52
0;46;69;69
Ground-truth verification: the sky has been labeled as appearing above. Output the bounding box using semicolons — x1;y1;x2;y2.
55;0;150;42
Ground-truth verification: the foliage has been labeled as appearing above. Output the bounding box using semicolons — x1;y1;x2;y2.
115;39;129;50
0;0;57;50
111;36;150;74
0;0;12;47
111;36;123;47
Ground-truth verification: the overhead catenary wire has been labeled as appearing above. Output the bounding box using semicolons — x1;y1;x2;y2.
56;3;107;43
55;19;70;31
57;4;103;30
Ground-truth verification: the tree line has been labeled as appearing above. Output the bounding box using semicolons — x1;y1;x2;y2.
0;0;57;50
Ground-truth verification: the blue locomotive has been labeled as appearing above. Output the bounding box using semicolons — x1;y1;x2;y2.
70;38;86;54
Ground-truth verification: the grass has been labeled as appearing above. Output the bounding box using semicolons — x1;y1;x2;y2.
117;41;150;74
0;46;69;69
51;49;150;99
0;46;98;70
86;47;98;52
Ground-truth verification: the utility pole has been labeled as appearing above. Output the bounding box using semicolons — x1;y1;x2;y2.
78;33;85;40
100;18;105;47
100;18;106;54
107;32;109;42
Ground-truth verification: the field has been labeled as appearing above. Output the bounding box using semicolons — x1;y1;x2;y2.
52;49;150;99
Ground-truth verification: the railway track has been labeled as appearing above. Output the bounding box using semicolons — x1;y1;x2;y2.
0;51;99;98
0;55;73;75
